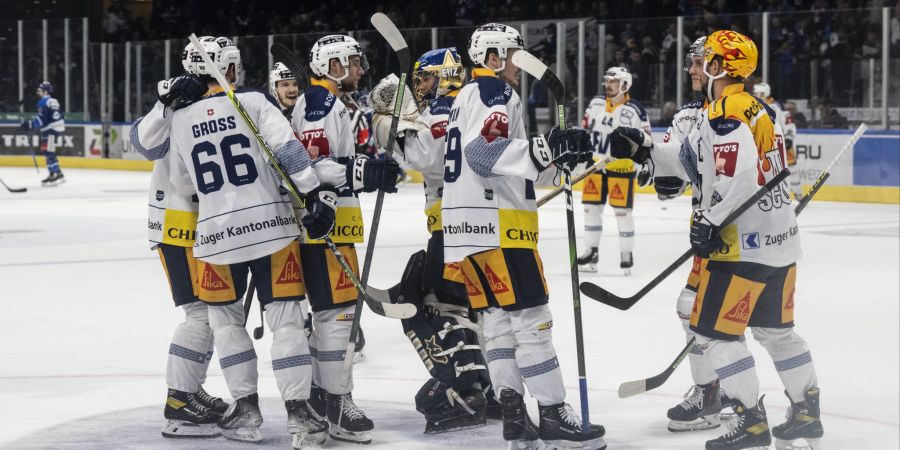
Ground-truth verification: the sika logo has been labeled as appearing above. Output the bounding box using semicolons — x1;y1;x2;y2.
276;252;301;284
483;264;510;294
207;108;214;116
724;291;752;323
200;263;230;291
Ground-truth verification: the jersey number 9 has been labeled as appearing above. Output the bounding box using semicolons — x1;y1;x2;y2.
191;134;259;194
444;127;462;183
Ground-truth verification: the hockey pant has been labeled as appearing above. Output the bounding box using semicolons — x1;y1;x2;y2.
310;305;354;395
696;327;818;408
266;300;313;401
583;204;634;253
482;304;565;406
40;131;61;174
167;302;214;393
208;302;258;399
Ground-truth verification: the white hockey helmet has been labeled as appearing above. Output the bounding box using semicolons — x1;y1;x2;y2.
308;35;368;83
603;66;632;93
468;23;524;72
180;36;215;74
191;36;242;79
268;62;295;97
753;82;771;99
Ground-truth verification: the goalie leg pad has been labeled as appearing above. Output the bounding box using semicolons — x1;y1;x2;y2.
416;378;487;434
266;300;313;402
310;306;354;395
208;302;258;400
167;302;214;393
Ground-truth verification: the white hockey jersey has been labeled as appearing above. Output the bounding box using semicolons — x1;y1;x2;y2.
291;79;364;244
441;69;556;262
649;99;705;196
763;97;797;153
166;88;321;265
130;101;198;248
681;84;801;267
581;94;651;173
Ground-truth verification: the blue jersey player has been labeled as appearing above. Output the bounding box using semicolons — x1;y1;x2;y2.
21;81;66;185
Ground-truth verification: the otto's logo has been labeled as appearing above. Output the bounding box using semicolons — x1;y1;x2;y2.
481;112;508;143
713;142;739;177
300;128;329;158
431;120;448;139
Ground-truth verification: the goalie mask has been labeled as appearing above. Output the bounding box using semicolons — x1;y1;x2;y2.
468;23;523;72
308;35;369;84
413;48;465;105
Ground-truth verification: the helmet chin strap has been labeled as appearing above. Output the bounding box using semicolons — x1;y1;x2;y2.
325;62;350;88
702;59;727;101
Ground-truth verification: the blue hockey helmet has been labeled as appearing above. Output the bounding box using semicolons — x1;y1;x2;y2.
413;48;464;104
37;81;53;94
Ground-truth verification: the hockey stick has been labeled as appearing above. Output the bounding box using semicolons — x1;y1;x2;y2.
536;159;603;207
0;177;27;193
187;35;394;326
581;123;869;311
618;337;695;398
268;43;309;91
242;276;256;327
266;41;416;323
580;169;789;310
253;296;265;340
512;49;591;435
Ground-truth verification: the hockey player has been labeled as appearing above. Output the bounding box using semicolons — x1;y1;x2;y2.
290;34;402;445
131;39;229;439
21;81;65;185
134;36;344;445
269;62;300;115
611;30;823;450
753;82;801;200
369;47;495;433
443;23;605;449
577;67;651;274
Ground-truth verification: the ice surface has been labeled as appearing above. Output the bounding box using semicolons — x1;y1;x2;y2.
0;167;897;449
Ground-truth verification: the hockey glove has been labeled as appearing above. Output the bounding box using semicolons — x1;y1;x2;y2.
609;127;652;164
157;75;206;110
533;127;594;171
347;156;402;193
654;176;688;200
637;162;653;187
19;120;31;130
689;211;725;258
301;187;338;240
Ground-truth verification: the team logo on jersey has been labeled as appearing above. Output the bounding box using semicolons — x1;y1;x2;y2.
423;336;449;364
742;232;760;250
481;112;508;143
276;251;302;284
723;291;752;323
483;264;510;294
300;128;330;158
199;263;231;291
713;142;739;177
431;120;448;139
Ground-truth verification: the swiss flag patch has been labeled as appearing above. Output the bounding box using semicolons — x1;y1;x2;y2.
481;112;509;143
431;120;448;139
713;142;739;177
300;128;330;158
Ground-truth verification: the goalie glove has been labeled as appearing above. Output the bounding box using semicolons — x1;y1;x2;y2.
157;75;206;110
346;156;402;193
301;187;338;240
531;127;594;171
609;126;653;164
689;211;725;258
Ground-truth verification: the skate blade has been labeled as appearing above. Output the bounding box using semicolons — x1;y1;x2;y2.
424;419;487;434
220;426;263;442
541;437;607;450
667;416;721;432
161;421;220;439
776;437;822;450
507;439;540;450
621;268;632;276
328;426;372;445
353;350;366;364
293;430;327;449
578;265;598;273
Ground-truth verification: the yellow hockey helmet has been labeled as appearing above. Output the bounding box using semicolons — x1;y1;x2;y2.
704;30;758;80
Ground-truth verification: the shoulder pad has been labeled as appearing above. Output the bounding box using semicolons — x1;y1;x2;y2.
625;99;648;121
677;99;704;112
303;85;337;121
429;96;453;116
474;77;512;107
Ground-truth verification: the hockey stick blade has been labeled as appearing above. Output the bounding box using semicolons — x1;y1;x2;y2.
618;337;695;398
370;13;408;53
268;43;309;90
511;51;565;107
581;169;790;310
0;178;27;193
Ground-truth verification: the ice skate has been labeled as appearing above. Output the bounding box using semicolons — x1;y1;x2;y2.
422;388;487;434
705;396;771;450
499;389;540;450
217;393;263;442
620;251;633;276
773;388;823;450
41;172;64;186
538;402;606;450
161;388;220;438
326;392;374;444
286;399;329;448
195;386;229;416
486;388;503;420
667;381;723;432
577;247;599;273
